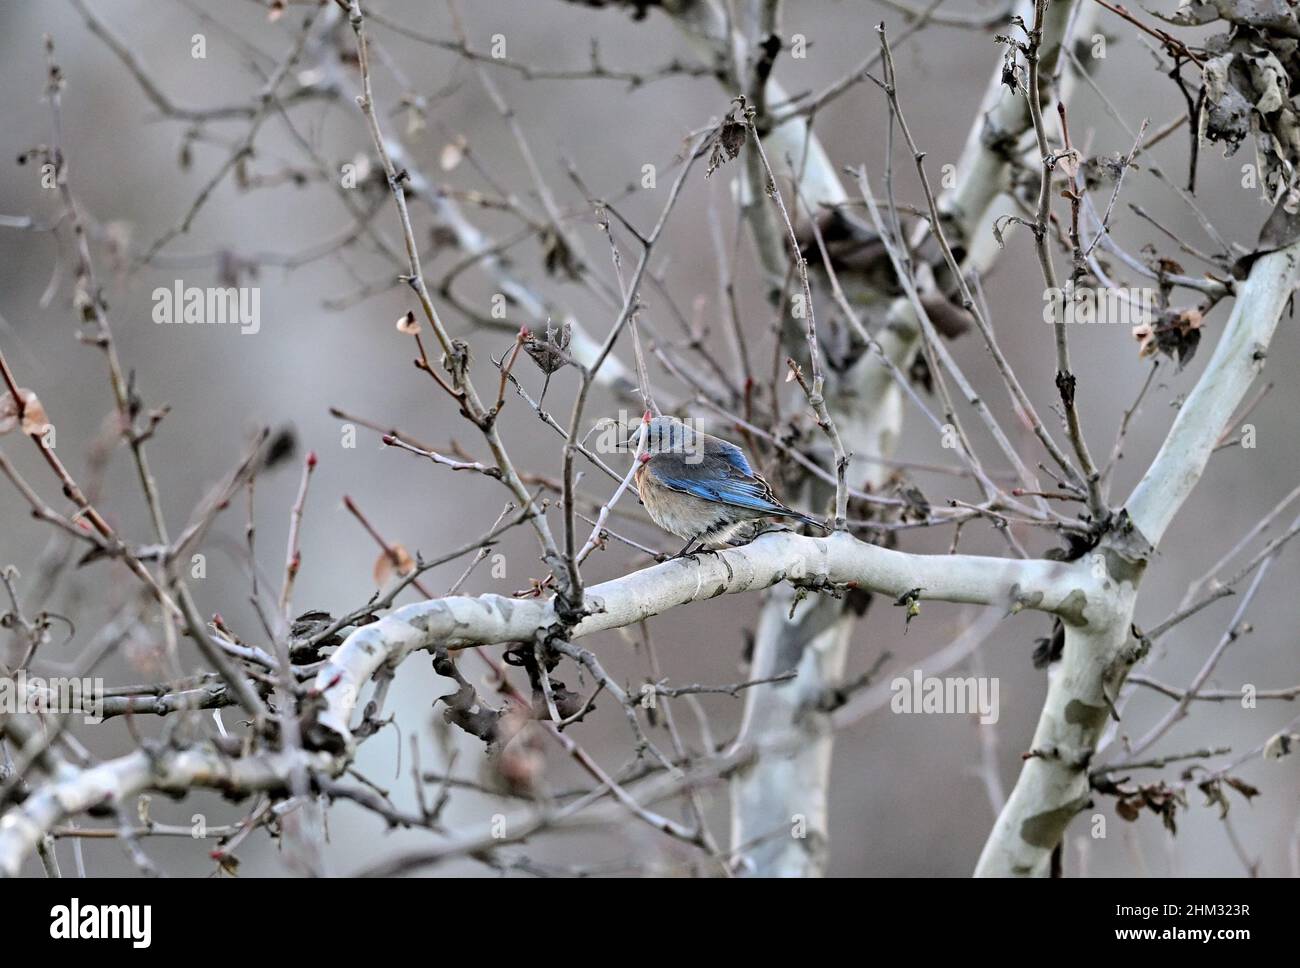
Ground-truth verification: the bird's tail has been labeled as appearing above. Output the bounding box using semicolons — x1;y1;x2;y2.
784;509;831;533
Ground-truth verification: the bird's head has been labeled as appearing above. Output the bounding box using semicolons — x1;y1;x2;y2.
629;415;708;460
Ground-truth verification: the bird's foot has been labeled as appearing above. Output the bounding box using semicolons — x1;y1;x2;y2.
661;550;693;563
671;549;711;564
669;536;725;563
667;538;701;562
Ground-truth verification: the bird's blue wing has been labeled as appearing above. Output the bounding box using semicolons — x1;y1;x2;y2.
648;453;787;514
711;438;754;476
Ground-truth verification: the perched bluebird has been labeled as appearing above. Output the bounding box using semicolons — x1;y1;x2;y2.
632;416;828;557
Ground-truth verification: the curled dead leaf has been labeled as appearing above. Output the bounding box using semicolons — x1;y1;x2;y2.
1057;148;1082;179
702;113;748;178
0;388;50;437
521;319;572;376
1133;308;1203;366
1133;323;1156;358
373;543;415;586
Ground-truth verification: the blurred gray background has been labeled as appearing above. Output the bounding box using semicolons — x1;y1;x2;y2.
0;0;1296;876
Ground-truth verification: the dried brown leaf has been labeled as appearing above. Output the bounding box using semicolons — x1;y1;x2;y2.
0;388;49;437
373;544;415;586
